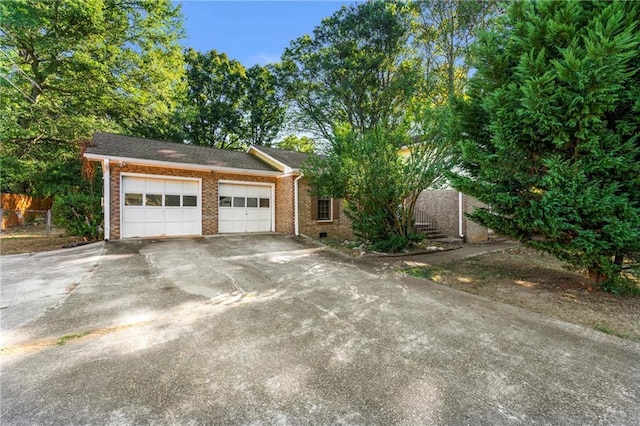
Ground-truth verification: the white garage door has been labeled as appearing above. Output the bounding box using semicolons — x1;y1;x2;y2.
121;176;201;238
218;183;272;233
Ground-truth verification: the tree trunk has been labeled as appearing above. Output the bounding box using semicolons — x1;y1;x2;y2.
587;267;606;283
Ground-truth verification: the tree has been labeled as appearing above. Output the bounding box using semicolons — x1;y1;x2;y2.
182;49;247;149
305;124;454;251
277;135;315;153
0;0;185;195
413;0;499;102
241;64;285;146
449;0;640;290
279;1;422;141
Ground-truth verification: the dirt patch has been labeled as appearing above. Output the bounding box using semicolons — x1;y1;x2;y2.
399;247;640;342
0;225;92;255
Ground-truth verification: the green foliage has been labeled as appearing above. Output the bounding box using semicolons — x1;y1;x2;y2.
304;125;454;252
279;1;422;140
413;0;500;102
182;49;248;149
181;51;285;148
449;0;640;289
0;0;185;195
242;64;286;146
277;135;315;153
53;192;103;239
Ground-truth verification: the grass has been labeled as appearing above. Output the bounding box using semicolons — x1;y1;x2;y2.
398;247;640;343
56;331;90;346
593;322;640;343
404;266;442;282
0;225;90;255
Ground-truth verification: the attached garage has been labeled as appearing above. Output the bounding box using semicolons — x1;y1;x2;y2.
218;182;273;233
121;175;201;238
85;133;352;241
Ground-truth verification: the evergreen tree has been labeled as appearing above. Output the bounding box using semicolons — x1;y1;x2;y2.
450;0;640;290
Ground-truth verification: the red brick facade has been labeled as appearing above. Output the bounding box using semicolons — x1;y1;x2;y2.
105;164;354;241
105;162;356;240
108;164;281;239
297;180;353;240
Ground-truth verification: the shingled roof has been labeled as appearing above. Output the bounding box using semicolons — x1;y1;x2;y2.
250;144;310;170
85;133;280;173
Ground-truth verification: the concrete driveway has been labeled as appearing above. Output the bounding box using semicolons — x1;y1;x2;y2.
1;235;638;425
0;242;104;332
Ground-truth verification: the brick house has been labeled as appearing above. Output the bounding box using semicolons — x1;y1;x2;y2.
84;133;352;241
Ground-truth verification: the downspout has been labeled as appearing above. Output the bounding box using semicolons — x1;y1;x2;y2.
458;191;464;240
294;173;303;236
103;159;110;241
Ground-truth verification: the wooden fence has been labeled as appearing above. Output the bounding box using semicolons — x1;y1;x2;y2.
1;194;53;230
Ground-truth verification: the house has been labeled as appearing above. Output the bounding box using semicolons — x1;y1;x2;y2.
83;133;352;241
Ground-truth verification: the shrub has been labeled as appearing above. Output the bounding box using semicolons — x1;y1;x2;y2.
53;192;103;239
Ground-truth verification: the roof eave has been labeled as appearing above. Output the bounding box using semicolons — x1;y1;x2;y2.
247;146;294;174
83;153;283;177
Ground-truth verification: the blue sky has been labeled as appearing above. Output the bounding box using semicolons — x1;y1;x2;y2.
176;1;357;67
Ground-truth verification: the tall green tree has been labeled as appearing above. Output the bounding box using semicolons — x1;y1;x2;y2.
413;0;499;102
241;64;285;146
277;135;315;153
279;1;422;141
450;0;640;289
0;0;185;195
182;49;247;149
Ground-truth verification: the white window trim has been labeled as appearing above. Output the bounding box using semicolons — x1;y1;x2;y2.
317;197;333;222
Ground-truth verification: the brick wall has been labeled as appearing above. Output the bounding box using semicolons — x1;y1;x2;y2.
415;189;488;243
298;179;353;240
108;164;281;239
463;195;489;243
276;175;295;234
415;189;459;237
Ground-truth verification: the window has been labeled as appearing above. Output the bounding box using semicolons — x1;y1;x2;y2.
183;195;197;207
247;197;258;208
259;198;270;208
125;193;143;206
317;198;332;221
146;194;162;207
233;197;245;208
219;196;232;207
165;195;181;207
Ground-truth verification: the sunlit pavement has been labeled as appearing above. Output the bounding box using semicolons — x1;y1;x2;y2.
1;234;638;424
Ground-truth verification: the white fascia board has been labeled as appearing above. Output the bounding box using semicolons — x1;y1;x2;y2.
83;153;283;177
247;146;293;174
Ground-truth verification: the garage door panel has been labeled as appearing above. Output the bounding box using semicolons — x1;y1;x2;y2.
145;222;164;236
218;183;272;233
122;176;201;238
164;181;182;193
145;209;164;221
122;223;144;238
145;179;164;193
123;178;144;192
183;183;198;195
164;209;182;221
